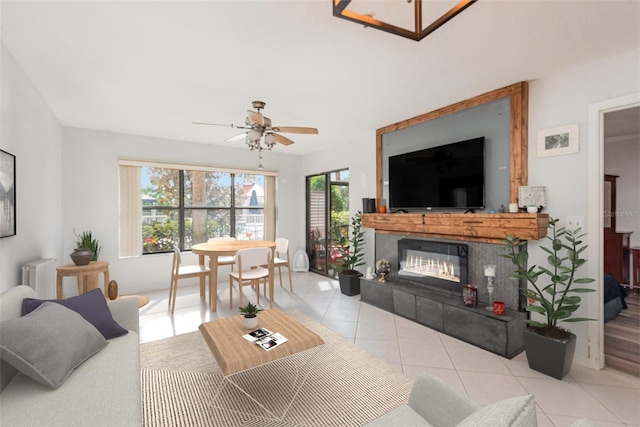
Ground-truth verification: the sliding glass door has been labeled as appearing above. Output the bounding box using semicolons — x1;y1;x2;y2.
306;169;349;277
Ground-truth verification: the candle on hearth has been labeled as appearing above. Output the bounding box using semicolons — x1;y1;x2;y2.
484;265;495;277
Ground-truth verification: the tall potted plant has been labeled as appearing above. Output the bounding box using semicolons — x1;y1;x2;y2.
333;211;366;296
501;217;595;379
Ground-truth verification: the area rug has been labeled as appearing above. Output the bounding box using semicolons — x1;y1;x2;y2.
140;309;413;426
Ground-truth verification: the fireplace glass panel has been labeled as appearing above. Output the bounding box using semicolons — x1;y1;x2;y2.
397;239;468;293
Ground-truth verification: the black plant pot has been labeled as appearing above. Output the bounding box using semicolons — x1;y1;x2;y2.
523;328;576;380
338;271;363;296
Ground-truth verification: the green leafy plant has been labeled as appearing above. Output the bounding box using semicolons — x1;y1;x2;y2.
501;217;595;339
332;211;365;273
238;301;262;318
74;230;101;261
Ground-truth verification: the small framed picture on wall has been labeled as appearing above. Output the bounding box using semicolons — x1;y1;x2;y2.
0;149;16;238
537;124;579;158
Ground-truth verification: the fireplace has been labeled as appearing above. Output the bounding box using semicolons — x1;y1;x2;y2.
397;239;468;293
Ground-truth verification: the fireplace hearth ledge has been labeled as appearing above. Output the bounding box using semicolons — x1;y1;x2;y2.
360;278;526;358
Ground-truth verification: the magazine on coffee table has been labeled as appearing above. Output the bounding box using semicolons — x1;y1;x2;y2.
242;328;273;342
242;328;288;351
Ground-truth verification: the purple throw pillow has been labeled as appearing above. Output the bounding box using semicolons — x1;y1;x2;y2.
22;288;128;339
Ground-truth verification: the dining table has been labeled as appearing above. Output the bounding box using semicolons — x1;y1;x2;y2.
191;240;277;312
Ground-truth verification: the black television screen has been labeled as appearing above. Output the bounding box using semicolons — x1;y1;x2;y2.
389;137;485;210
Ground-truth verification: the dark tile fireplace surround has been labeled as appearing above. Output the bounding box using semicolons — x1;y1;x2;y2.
360;233;528;358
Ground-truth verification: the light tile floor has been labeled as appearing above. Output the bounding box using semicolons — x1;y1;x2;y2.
138;271;640;427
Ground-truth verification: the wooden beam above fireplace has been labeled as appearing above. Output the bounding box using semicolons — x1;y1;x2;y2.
361;212;548;244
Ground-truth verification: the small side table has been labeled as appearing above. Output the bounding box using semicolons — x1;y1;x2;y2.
56;261;110;299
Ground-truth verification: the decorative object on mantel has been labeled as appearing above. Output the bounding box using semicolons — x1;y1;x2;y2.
333;211;366;296
508;202;519;213
332;0;476;42
366;266;375;280
518;186;547;211
537;123;579;158
484;264;496;311
376;259;390;283
493;301;506;316
501;217;595;379
462;284;478;307
527;205;539;214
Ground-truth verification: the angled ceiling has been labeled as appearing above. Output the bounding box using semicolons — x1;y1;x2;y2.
2;1;639;155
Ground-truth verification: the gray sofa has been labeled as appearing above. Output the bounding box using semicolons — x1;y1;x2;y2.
0;285;141;427
367;372;599;427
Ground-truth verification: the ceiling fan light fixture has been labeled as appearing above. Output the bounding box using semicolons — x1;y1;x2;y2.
247;129;261;141
264;133;276;149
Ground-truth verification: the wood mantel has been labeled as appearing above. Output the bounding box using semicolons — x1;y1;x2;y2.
361;212;548;244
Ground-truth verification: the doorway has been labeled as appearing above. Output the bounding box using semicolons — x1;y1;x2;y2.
587;93;640;373
306;169;349;277
602;106;640;376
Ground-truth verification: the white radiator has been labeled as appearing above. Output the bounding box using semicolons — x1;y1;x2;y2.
21;258;57;299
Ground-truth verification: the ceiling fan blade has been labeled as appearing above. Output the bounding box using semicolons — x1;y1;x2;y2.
274;133;295;146
272;126;318;134
193;121;233;127
193;122;251;130
225;133;247;142
246;110;265;126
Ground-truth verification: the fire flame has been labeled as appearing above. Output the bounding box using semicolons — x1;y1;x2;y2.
402;255;460;282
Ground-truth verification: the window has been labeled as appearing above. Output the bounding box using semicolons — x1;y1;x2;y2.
119;161;276;256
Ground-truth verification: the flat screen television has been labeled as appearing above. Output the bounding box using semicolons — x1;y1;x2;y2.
388;137;485;211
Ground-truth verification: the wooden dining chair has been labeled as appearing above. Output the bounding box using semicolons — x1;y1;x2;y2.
229;247;272;309
169;246;210;315
273;237;293;291
207;236;236;270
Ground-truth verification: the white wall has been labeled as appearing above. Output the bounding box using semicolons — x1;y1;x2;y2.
60;127;304;296
0;44;62;292
300;132;378;272
528;48;640;367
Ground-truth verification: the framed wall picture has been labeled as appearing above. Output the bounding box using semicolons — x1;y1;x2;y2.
537;124;579;157
0;149;16;238
518;186;547;209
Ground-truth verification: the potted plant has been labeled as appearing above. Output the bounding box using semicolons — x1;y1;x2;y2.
501;217;595;379
71;230;101;265
333;211;366;296
239;301;263;329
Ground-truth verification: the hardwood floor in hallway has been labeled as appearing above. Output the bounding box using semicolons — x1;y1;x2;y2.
605;292;640;377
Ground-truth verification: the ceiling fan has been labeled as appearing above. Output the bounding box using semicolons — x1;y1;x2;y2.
193;100;318;151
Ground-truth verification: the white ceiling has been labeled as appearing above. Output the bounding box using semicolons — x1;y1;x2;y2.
2;1;639;155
